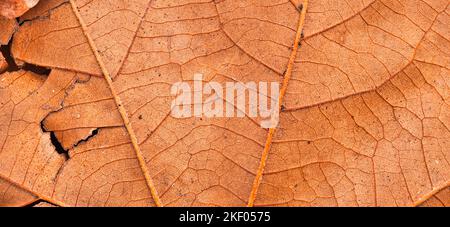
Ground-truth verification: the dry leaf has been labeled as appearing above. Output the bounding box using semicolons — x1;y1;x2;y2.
0;0;448;207
32;201;57;207
0;177;37;206
0;0;39;18
0;16;17;45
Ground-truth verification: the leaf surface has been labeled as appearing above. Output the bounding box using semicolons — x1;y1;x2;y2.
419;187;450;207
0;0;448;206
0;16;16;45
0;0;40;18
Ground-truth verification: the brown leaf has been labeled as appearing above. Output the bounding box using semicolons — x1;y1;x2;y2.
0;69;153;206
0;178;37;206
12;3;102;75
0;0;39;18
0;0;448;207
419;187;450;207
0;16;17;45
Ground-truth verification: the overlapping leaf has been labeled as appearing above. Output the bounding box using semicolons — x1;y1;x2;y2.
0;0;448;206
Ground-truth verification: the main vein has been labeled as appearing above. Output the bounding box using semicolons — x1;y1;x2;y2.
247;0;309;207
68;0;162;207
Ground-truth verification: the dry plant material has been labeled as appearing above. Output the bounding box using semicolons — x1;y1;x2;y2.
0;0;449;207
0;53;7;73
0;0;39;18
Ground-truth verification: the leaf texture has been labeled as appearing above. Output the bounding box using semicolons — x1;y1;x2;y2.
0;177;37;206
419;187;450;207
0;52;7;73
0;0;40;18
0;0;448;207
